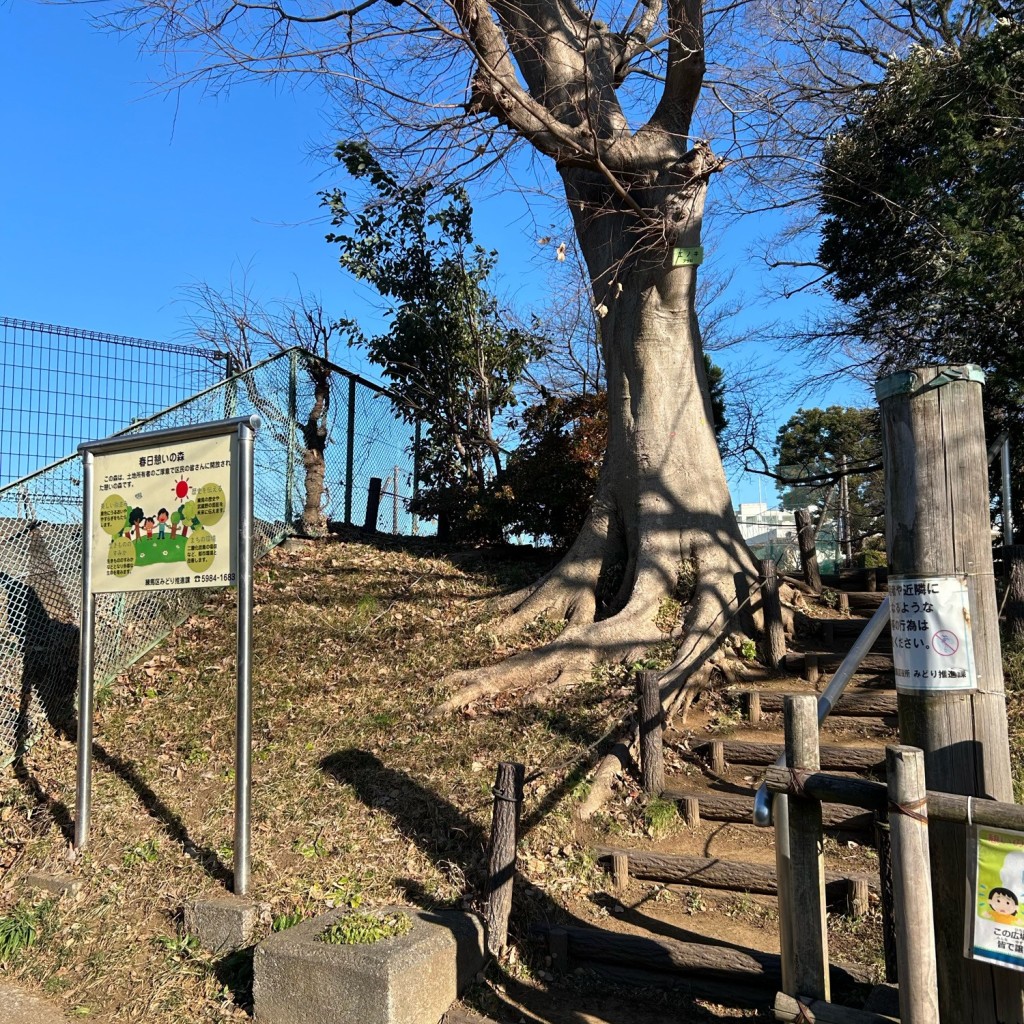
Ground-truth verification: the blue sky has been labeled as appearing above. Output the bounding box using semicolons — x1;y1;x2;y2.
1;0;867;504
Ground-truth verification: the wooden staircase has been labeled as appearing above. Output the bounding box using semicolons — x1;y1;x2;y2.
546;576;901;1019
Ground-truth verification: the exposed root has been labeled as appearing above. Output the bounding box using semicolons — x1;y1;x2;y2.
577;734;633;820
432;604;664;717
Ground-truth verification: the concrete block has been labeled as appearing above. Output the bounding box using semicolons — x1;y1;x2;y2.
0;982;69;1024
184;894;269;953
253;906;485;1024
24;872;82;898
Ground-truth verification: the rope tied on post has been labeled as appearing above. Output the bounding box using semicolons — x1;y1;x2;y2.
887;795;928;825
787;768;810;798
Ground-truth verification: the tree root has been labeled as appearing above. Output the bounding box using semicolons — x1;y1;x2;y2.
432;606;664;717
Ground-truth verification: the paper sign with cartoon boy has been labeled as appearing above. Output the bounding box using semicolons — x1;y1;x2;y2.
968;827;1024;971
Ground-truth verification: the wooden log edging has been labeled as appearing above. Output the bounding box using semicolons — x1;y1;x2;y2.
545;925;874;989
742;691;897;718
591;847;877;899
773;992;899;1024
682;741;886;773
660;787;876;833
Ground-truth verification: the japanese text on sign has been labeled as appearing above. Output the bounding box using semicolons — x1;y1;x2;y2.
887;574;977;691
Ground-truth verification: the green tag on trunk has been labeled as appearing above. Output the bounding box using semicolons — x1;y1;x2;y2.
672;245;704;267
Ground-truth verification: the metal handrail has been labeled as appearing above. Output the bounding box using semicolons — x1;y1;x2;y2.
752;595;892;826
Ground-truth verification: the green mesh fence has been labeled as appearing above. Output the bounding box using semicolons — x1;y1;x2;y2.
0;347;423;768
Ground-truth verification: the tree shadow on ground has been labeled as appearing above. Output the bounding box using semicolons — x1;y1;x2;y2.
319;748;774;1024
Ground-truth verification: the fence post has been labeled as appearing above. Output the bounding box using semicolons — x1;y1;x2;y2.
637;670;664;795
392;465;399;535
877;365;1021;1022
344;375;356;526
364;478;382;533
224;352;238;417
284;349;298;528
887;745;939;1024
485;761;524;956
1005;545;1024;640
783;694;829;1002
875;814;899;983
795;509;823;595
760;559;786;668
412;420;421;536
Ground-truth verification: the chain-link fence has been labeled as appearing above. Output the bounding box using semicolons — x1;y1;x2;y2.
0;346;424;768
0;317;224;489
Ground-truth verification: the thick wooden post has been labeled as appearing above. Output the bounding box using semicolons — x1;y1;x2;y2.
887;746;939;1024
637;671;664;795
795;509;823;594
783;694;829;1001
760;559;786;668
878;365;1022;1023
485;761;525;956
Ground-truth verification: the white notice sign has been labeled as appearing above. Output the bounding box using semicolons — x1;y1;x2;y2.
887;574;977;692
90;432;236;593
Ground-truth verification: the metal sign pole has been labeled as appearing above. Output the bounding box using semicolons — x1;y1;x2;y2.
75;450;97;849
234;420;255;895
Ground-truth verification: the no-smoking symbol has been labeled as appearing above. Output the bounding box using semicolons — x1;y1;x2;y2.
932;630;959;656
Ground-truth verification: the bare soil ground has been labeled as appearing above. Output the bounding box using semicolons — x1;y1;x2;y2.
0;534;886;1023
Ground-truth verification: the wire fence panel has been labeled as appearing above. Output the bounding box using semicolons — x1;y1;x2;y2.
0;345;424;768
0;317;223;489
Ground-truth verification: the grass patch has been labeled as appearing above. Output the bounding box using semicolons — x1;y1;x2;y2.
318;911;412;945
0;901;49;960
643;796;679;836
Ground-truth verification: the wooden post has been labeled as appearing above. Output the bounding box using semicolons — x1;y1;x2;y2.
637;671;664;795
887;745;939;1024
783;694;829;1002
837;592;850;617
364;477;382;533
804;654;820;687
878;365;1021;1022
746;690;762;725
760;558;786;668
795;508;823;594
846;877;870;919
709;740;725;776
1004;545;1024;640
611;853;629;892
875;815;899;983
485;761;525;956
681;796;700;828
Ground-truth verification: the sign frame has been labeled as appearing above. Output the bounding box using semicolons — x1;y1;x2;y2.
75;415;260;895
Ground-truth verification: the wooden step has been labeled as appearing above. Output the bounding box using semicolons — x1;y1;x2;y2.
734;690;897;719
785;652;894;678
660;787;877;833
545;924;875;990
592;846;875;909
676;740;886;773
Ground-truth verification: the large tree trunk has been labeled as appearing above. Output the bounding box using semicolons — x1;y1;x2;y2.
438;169;758;710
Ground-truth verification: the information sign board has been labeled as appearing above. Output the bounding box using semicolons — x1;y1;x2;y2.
967;826;1024;972
90;432;236;593
887;574;977;692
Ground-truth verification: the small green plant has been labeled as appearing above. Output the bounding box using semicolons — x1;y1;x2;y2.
643;796;679;836
684;891;706;914
272;911;304;932
317;911;412;945
293;835;329;859
123;838;160;867
821;587;840;609
0;902;48;960
740;638;758;661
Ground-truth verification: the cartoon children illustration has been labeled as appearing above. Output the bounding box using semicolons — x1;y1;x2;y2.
144;517;155;539
987;887;1019;925
157;508;169;540
127;506;145;541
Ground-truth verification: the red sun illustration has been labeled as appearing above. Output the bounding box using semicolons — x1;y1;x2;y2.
174;479;190;499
